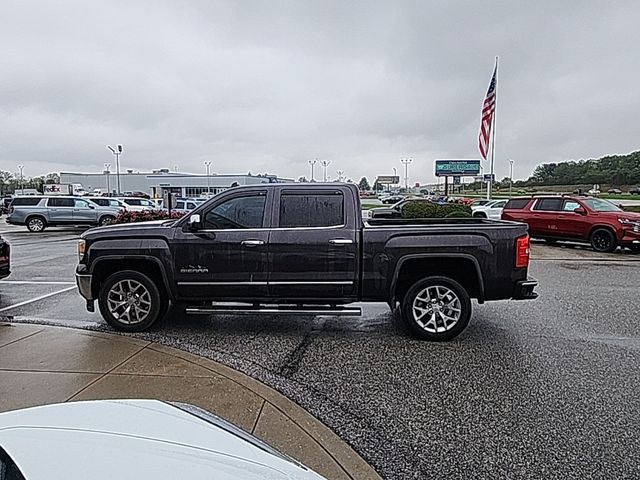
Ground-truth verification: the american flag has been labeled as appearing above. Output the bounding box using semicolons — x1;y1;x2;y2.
478;64;497;160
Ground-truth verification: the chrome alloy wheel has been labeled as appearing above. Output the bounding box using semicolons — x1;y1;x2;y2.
106;279;152;325
411;285;462;333
27;218;45;232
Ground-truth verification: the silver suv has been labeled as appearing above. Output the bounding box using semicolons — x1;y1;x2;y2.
6;196;122;232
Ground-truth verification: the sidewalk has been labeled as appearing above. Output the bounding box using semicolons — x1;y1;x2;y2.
0;322;381;480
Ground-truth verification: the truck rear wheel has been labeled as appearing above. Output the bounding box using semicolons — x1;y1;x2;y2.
401;276;471;341
98;270;167;332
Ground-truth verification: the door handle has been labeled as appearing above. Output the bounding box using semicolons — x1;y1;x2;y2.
329;239;354;245
241;240;265;247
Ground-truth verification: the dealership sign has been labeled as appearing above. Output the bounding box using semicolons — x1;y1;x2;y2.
376;175;400;184
434;159;481;177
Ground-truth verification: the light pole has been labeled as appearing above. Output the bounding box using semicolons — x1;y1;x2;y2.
392;167;397;192
204;161;212;195
107;144;123;194
336;170;345;182
400;158;412;190
17;165;24;194
509;159;515;198
321;160;331;182
104;163;111;194
308;159;317;182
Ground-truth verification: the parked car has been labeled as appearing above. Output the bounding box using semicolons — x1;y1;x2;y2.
76;183;537;341
501;195;640;252
6;197;122;232
117;197;158;211
380;194;404;204
86;197;129;210
470;199;493;207
130;191;151;199
368;198;432;219
608;188;623;194
0;400;324;480
629;187;640;195
0;236;10;279
471;199;508;220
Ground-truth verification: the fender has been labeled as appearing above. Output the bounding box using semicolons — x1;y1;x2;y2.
389;253;485;304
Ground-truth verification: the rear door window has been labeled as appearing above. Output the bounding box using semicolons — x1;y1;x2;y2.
47;197;75;207
125;199;141;206
279;192;344;228
532;198;563;211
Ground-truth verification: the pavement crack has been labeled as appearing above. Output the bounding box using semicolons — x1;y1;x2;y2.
279;319;325;378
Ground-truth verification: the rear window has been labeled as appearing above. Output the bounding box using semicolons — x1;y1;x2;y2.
532;198;563;211
279;192;344;228
504;198;530;209
10;197;42;207
91;198;108;206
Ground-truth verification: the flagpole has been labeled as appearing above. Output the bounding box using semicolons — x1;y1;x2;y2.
488;56;498;200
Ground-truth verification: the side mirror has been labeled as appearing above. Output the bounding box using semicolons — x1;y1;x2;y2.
574;207;587;215
89;204;96;209
188;213;202;230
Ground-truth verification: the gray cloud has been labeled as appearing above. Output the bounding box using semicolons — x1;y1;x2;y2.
1;0;639;184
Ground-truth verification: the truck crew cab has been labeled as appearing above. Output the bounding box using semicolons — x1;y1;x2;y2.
76;184;537;341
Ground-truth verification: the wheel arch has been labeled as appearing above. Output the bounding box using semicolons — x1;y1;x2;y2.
390;254;485;306
588;223;618;239
90;255;174;301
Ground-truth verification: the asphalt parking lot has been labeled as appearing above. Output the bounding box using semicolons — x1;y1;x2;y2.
1;221;639;479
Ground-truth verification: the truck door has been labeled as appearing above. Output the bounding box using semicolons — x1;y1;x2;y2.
46;197;75;223
172;189;271;299
530;198;564;237
268;187;358;301
557;199;591;239
73;198;98;224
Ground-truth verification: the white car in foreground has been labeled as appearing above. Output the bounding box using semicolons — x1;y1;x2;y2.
471;199;508;220
0;400;325;480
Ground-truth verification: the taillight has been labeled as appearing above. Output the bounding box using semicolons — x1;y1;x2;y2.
9;206;14;214
516;235;530;268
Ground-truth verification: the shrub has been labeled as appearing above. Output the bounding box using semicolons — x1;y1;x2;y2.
401;201;472;219
108;209;186;225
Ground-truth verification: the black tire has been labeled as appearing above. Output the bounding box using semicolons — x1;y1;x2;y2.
630;244;640;253
98;270;168;332
98;215;115;226
473;212;487;218
26;216;47;233
401;276;472;341
590;228;617;253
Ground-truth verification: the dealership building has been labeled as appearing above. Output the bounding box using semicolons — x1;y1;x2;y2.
60;169;292;198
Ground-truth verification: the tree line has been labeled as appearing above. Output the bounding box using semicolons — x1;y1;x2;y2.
525;150;640;186
0;171;60;195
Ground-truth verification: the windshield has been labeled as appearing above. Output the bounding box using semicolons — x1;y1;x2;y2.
582;198;622;212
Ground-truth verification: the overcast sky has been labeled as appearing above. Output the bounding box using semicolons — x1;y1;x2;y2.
2;0;639;184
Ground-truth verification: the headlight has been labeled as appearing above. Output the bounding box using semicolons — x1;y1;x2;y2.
619;218;640;232
78;239;86;261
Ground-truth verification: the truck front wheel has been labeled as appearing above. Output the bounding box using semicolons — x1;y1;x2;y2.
98;270;167;332
401;276;471;341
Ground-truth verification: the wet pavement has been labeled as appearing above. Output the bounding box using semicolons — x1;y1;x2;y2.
1;221;639;479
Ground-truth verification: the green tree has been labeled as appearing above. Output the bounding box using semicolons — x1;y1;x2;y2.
358;177;370;191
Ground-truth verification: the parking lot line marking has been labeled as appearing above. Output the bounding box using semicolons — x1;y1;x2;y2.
0;286;77;313
0;281;76;285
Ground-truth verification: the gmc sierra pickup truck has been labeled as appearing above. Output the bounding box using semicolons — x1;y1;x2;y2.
76;184;537;341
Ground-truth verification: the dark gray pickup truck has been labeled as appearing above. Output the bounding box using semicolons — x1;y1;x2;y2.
76;183;537;340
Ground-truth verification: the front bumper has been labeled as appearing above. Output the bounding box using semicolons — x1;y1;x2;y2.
76;273;93;300
513;277;538;300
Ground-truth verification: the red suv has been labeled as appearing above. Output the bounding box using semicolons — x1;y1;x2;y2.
501;195;640;253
